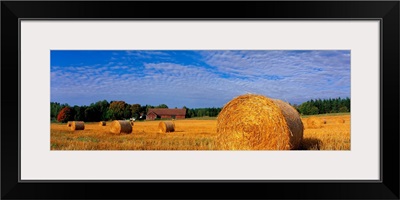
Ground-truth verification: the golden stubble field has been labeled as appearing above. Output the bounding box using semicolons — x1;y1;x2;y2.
50;114;350;150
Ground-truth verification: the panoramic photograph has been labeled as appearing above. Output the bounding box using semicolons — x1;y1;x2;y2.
50;50;350;150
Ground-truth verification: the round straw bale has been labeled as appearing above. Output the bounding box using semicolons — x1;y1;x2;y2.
67;121;72;127
305;117;323;129
99;121;106;126
271;99;304;149
70;121;85;131
216;94;304;150
336;118;345;124
159;121;175;133
110;120;132;134
130;121;134;126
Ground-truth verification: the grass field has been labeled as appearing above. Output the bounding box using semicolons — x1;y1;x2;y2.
50;114;350;150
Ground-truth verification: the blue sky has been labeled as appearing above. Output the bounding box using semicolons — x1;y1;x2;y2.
51;50;350;108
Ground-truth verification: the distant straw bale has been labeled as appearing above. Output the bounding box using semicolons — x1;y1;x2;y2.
305;117;323;129
110;120;132;134
67;121;72;127
99;121;106;126
70;121;85;131
336;118;345;124
216;94;304;150
158;121;175;133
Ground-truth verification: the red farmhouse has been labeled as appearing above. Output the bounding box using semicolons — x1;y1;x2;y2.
146;108;186;120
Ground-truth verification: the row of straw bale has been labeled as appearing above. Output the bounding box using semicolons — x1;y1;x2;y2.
66;120;174;134
304;117;345;129
66;120;133;133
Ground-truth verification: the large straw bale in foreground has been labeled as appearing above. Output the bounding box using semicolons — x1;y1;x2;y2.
70;121;85;131
110;120;132;134
159;121;175;133
216;94;304;150
272;99;304;149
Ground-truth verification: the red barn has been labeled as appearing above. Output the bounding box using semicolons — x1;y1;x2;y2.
146;108;186;120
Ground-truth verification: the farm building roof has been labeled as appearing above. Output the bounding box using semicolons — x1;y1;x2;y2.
147;108;186;116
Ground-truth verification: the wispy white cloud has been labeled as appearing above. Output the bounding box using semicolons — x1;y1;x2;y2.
198;50;350;103
51;50;350;107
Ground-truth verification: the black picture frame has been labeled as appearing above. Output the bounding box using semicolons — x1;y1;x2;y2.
2;1;399;199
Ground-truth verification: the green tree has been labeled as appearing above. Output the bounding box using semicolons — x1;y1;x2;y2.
95;100;110;121
309;106;319;115
345;97;350;112
187;109;195;118
339;106;349;113
298;102;311;115
130;104;141;119
298;97;350;115
107;101;127;120
156;104;168;108
85;106;100;122
73;105;86;121
182;106;189;118
123;103;132;119
51;102;61;122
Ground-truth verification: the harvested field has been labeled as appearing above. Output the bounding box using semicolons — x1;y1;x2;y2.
50;114;350;150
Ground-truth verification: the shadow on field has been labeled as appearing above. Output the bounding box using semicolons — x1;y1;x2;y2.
299;138;323;150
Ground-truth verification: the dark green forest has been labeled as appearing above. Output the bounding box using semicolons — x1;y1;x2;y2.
51;97;350;122
293;97;350;115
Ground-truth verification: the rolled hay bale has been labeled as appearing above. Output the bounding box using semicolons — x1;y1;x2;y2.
67;121;73;127
110;120;132;134
70;121;85;131
99;121;106;126
216;94;304;150
336;118;345;124
271;99;304;149
130;121;134;126
159;121;175;133
305;117;323;129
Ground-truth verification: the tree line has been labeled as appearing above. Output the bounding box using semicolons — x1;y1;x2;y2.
293;97;350;115
51;100;221;122
185;107;222;118
51;97;350;122
51;100;168;122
